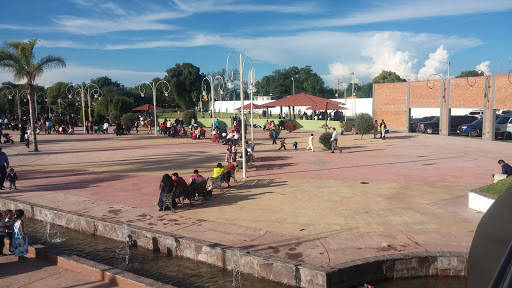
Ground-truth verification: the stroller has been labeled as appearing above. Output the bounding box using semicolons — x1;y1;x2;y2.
3;133;14;144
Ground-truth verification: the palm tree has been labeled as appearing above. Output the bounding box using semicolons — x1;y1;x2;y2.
0;39;66;152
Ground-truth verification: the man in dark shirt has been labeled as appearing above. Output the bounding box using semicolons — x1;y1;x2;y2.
0;147;9;189
171;173;188;189
498;160;512;176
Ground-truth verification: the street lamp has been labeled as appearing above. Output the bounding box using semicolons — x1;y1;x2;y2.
350;72;357;115
138;80;170;136
226;51;255;179
248;68;257;146
202;75;224;128
466;70;488;90
34;91;46;119
67;83;101;133
291;77;295;95
1;84;23;120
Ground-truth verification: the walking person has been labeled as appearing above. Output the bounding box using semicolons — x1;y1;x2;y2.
147;119;153;134
0;147;9;190
373;120;379;139
306;134;315;152
380;120;387;140
331;128;342;153
278;138;287;150
272;129;277;145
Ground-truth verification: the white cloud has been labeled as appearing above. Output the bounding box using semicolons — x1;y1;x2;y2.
1;65;164;88
417;46;449;81
476;61;491;75
292;0;512;29
172;0;319;14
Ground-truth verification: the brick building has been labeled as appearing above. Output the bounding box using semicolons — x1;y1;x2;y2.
373;74;512;140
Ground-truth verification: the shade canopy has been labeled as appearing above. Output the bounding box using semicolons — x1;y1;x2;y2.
132;104;165;111
236;103;265;111
261;92;341;108
306;102;347;111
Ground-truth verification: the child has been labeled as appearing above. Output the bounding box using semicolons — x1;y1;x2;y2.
292;141;298;150
5;210;14;253
278;138;287;150
12;209;28;262
0;211;4;255
6;168;18;190
225;146;233;166
227;162;236;185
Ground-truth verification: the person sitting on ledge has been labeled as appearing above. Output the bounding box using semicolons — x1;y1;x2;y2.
493;159;512;183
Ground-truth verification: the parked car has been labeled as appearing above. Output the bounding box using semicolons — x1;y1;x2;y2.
410;116;436;132
418;115;478;134
457;115;499;137
496;113;512;140
468;110;484;118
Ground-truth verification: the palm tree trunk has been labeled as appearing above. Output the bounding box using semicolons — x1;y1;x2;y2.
26;83;39;152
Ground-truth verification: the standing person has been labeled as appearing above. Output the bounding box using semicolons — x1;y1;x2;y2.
278;138;287;150
272;129;277;145
5;209;14;253
12;209;28;262
373;120;379;139
88;119;94;135
134;119;139;133
226;146;233;166
331;128;342;153
103;121;109;134
147;119;153;134
6;168;17;190
306;134;315;152
0;147;9;190
115;120;122;136
380;120;387;140
156;174;173;211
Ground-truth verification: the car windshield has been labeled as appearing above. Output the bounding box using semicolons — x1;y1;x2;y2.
471;118;483;125
497;116;510;124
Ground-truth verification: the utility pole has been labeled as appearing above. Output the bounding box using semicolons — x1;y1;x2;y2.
446;61;451;78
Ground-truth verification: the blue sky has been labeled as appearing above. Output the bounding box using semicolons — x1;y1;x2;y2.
0;0;511;89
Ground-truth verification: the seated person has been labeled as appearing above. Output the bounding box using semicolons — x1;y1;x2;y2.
494;159;512;183
213;163;227;178
199;127;206;139
179;128;185;137
211;133;220;142
68;125;75;135
157;174;173;211
192;129;198;139
190;169;207;183
226;163;236;186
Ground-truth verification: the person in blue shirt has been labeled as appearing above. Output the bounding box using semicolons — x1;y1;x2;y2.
0;147;9;189
498;160;512;176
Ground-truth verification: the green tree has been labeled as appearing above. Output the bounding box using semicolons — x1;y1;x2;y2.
90;76;121;89
372;70;406;83
355;113;374;139
47;82;69;112
0;38;66;151
164;63;203;110
121;113;137;130
109;111;121;124
456;70;485;78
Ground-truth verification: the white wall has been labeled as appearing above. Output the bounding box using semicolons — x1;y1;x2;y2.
212;98;374;117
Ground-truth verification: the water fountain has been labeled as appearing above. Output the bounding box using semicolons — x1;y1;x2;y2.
116;224;132;269
232;250;242;288
44;212;64;243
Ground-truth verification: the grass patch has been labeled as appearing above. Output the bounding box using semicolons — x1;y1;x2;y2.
480;176;512;198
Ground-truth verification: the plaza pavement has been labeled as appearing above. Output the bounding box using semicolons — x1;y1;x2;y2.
1;126;509;268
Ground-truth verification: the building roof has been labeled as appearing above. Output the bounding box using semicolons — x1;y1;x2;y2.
306;102;347;111
235;103;265;110
132;104;165;111
261;92;341;107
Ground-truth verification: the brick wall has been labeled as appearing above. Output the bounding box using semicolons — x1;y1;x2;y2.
374;73;512;135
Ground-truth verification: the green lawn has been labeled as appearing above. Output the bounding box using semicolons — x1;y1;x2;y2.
480;176;512;198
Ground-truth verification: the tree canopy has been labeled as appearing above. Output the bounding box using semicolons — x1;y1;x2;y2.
164;63;203;110
372;70;406;83
456;70;485;78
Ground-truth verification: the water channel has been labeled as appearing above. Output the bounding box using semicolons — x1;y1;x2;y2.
26;217;467;287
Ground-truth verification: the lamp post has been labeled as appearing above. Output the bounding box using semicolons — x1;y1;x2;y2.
291;77;295;95
1;85;23;120
67;83;102;133
138;80;170;136
202;75;224;129
34;91;46;119
248;68;257;146
350;72;356;116
427;73;447;134
226;51;255;179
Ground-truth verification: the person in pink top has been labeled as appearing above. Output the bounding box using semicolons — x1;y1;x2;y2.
189;169;206;184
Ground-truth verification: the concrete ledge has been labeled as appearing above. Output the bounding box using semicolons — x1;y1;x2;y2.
468;191;495;213
14;242;176;288
1;197;467;288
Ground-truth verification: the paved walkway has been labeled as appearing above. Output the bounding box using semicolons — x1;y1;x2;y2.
1;127;507;268
0;246;119;288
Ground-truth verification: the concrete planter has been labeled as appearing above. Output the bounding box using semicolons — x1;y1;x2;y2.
468;191;496;213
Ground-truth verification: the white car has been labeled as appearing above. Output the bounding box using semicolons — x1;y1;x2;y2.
495;112;512;140
468;110;484;118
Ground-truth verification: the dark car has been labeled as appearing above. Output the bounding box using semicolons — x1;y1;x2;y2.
457;115;499;137
410;116;436;132
418;115;478;134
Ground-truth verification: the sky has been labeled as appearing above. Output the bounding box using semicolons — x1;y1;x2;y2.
0;0;511;90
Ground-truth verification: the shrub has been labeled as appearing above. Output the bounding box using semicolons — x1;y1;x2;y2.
109;111;121;124
52;117;64;127
121;113;137;130
182;110;197;126
319;132;332;150
284;121;298;133
268;128;281;139
355;113;374;139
